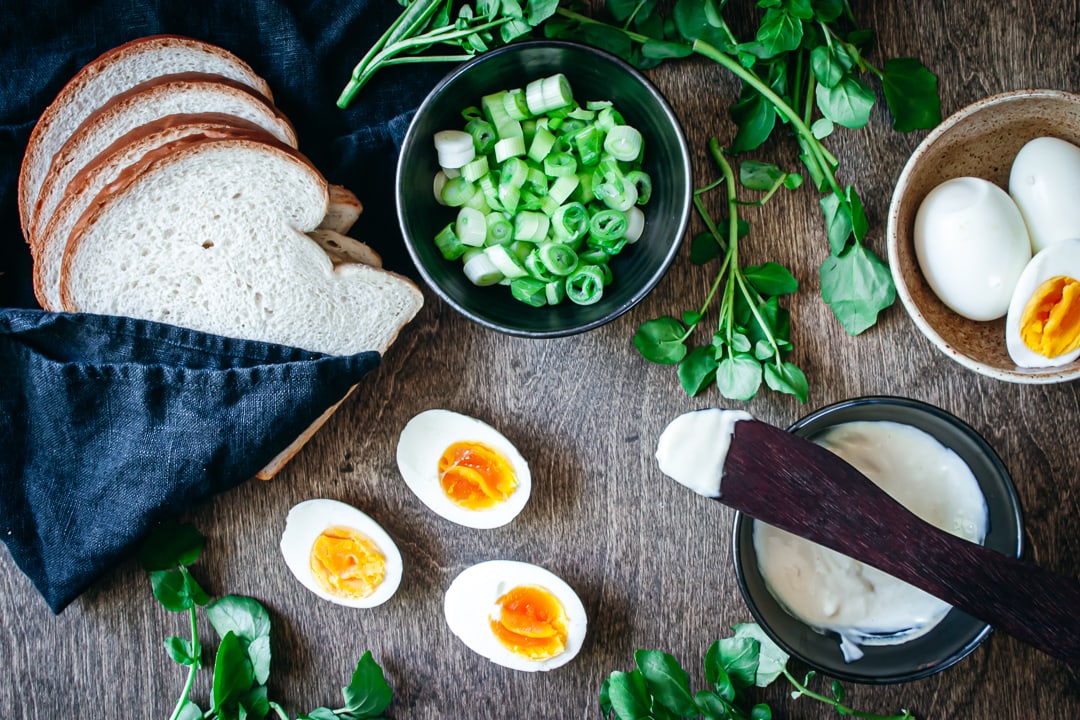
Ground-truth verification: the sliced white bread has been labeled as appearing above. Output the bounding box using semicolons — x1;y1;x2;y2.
28;73;297;243
34;115;277;310
60;135;423;356
19;34;274;236
319;184;364;234
307;228;383;268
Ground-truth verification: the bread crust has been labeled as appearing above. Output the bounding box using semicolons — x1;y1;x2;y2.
19;34;274;237
28;73;298;243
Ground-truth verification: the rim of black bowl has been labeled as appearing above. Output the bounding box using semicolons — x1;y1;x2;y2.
395;39;692;338
731;396;1025;684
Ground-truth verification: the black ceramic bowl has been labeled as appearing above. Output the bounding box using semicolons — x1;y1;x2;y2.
396;40;692;337
732;397;1024;684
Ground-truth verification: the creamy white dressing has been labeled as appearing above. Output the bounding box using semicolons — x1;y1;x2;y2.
655;409;754;498
752;420;988;662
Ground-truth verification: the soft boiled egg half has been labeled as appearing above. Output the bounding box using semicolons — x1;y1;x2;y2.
397;409;531;529
444;560;587;672
280;499;403;608
1005;238;1080;368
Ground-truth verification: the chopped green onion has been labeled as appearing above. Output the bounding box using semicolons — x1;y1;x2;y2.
544;152;577;178
433;170;449;206
548;175;579;205
538;242;579;276
509;240;534;263
597;106;624;133
595;176;638;212
626;170;652;205
566;265;605;305
526;168;548;196
625;206;645;243
579;247;610;265
462;106;483;121
524;252;559;283
573;126;603;167
545;280;566;305
461;156;489;183
456;207;487;247
494;136;527;163
465;118;496;155
434;224;466;260
503;88;531;121
463;189;490;212
434;130;475;169
542;74;574;112
485;244;528;279
589;208;629;241
498;183;521;214
510;277;548;307
587;100;613;111
513;211;550;243
463;252;503;286
440;176;476;207
595;262;614;285
485;212;513;246
501;157;529;189
603;125;643;162
552;202;589;241
528;126;556;163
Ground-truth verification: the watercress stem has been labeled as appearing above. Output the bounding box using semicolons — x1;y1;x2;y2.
783;669;913;720
167;605;199;720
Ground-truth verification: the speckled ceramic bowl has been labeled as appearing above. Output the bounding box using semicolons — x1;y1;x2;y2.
733;397;1024;684
887;89;1080;383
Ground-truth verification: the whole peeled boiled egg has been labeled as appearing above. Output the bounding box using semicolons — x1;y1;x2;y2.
397;409;531;529
1009;137;1080;254
443;560;587;672
280;498;403;608
914;176;1031;321
1005;238;1080;368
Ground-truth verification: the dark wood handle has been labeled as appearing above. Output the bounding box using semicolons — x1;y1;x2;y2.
722;419;1080;666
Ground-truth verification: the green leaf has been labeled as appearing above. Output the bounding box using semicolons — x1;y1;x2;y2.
606;670;652;720
581;23;635;61
717;636;759;689
810;0;843;21
693;690;728;720
751;703;773;720
764;361;809;402
212;631;255;711
784;0;814;20
678;346;719;397
500;17;532;42
739;161;785;191
715;354;762;401
847;27;874;52
783;173;803;189
242;686;270;720
247;636;272;686
730;333;751;354
810;117;833;139
881;57;942;131
846;185;869;243
809;45;844;88
599;676;614;717
730;89;777;153
525;0;559;26
703;640;721;687
743;262;797;296
207;596;272;644
139;521;204;571
733;624;789;686
176;701;203;720
299;709;338;720
673;0;708;40
819;192;852;255
819;243;896;335
831;679;846;702
607;0;641;21
642;39;694;59
815;74;874;128
745;297;790;348
634;317;688;364
754;339;774;361
753;8;804;58
682;310;703;326
635;650;697;717
150;568;209;612
342;651;393;717
690;231;723;265
164;636;200;667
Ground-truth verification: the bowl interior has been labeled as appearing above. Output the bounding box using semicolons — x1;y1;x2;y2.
888;90;1080;382
396;41;691;337
733;397;1024;684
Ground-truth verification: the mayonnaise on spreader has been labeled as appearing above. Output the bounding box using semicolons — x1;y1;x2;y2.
655;410;989;663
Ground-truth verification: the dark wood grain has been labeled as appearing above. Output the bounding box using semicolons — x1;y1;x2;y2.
3;0;1080;718
724;418;1080;667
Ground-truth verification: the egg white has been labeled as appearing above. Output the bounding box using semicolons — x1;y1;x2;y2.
1009;136;1080;254
1005;238;1080;368
397;409;531;529
279;498;403;608
443;560;588;672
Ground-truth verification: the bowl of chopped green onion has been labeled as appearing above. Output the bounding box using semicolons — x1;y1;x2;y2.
396;40;692;337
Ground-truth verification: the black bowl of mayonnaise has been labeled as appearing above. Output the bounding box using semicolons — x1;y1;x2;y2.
732;396;1024;684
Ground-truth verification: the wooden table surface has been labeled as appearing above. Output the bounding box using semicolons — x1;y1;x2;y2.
3;1;1080;717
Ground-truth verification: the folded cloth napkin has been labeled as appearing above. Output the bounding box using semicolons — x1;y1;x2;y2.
0;309;381;612
0;0;444;611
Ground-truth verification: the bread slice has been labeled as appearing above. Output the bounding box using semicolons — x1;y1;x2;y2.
28;73;297;244
19;34;274;237
307;228;383;268
33;115;277;310
319;185;364;234
60;135;423;356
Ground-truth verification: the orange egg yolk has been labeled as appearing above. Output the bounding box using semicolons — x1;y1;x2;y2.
489;584;568;661
437;441;517;510
309;525;385;600
1020;275;1080;358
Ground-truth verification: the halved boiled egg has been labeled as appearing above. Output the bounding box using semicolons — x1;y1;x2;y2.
397;409;531;529
1005;238;1080;368
443;560;587;672
280;498;403;608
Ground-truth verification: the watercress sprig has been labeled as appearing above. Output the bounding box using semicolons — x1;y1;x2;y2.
600;623;916;720
337;0;560;108
634;138;806;401
140;521;394;720
546;0;941;335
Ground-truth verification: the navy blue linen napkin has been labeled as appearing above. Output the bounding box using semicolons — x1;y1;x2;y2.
0;0;444;611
